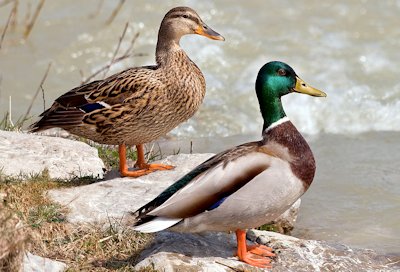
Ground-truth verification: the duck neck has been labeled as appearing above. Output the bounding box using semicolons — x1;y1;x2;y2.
156;24;183;66
259;96;287;131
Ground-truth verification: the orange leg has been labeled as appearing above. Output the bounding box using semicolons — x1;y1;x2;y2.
118;144;174;178
235;229;274;268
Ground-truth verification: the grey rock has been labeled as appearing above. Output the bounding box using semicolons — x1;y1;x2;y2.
135;230;399;272
0;130;105;179
248;230;399;272
135;232;243;272
23;252;67;272
48;154;214;224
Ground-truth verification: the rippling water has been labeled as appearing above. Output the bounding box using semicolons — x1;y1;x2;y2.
0;0;398;254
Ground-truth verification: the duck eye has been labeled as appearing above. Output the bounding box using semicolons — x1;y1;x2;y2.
182;14;189;19
277;69;286;76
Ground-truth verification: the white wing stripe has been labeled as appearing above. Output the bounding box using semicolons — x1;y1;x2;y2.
133;217;182;233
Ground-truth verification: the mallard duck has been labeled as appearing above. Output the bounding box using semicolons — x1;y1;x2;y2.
29;7;224;177
131;61;326;268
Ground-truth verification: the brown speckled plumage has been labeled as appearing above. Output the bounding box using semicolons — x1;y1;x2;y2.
30;7;224;147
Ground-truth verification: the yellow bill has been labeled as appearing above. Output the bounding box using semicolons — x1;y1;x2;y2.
294;76;327;97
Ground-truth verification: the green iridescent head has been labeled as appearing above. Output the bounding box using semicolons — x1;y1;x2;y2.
255;61;326;130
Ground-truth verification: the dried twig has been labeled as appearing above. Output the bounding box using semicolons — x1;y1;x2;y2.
24;1;31;28
98;235;113;243
0;3;14;50
9;0;18;31
88;0;104;19
0;0;13;8
23;0;45;39
146;144;155;162
105;0;126;25
22;62;52;122
40;86;46;111
81;30;144;84
123;31;140;56
0;74;3;98
8;96;13;127
102;22;128;78
80;52;145;84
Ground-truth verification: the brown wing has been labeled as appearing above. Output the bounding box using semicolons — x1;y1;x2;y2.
134;142;276;220
30;65;158;132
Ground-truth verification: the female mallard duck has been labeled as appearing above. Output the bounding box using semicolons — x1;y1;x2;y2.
30;7;224;177
132;61;326;268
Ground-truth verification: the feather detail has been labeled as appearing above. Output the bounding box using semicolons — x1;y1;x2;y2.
133;217;182;233
78;101;111;113
29;105;84;132
148;151;270;218
134;142;261;219
133;142;273;223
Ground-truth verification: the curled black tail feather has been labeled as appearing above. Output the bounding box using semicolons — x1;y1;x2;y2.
130;211;157;227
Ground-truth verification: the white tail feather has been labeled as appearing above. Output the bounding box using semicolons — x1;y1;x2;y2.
133;217;182;233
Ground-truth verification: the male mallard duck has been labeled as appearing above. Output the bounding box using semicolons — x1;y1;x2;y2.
29;7;224;177
131;61;326;268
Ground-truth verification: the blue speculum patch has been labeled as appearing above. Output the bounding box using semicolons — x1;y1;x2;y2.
79;103;105;113
208;197;227;210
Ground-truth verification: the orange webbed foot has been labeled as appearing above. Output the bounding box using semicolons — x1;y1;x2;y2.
133;143;175;173
240;252;272;268
247;244;276;257
135;162;175;171
118;144;175;178
235;229;275;268
119;168;154;178
120;163;175;178
147;163;175;170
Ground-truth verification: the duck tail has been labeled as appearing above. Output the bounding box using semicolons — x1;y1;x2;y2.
29;79;104;132
29;102;84;132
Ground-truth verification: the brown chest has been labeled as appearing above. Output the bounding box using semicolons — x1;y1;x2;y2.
265;121;316;189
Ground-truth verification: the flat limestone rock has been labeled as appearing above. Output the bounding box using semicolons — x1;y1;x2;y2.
23;252;67;272
248;230;399;272
48;154;214;224
135;232;243;272
0;130;105;179
135;230;399;272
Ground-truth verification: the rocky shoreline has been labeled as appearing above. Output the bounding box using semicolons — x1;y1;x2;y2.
0;131;399;271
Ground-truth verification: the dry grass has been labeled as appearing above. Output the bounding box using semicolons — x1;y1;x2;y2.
0;171;155;271
0;205;27;271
